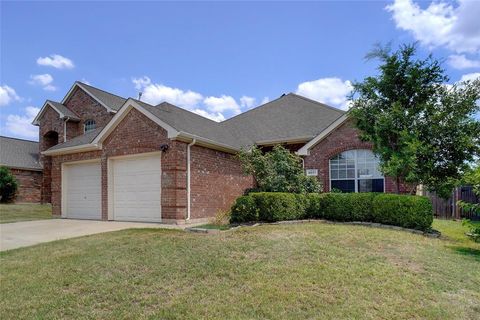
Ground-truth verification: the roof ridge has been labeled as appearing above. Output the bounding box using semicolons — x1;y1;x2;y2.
286;93;346;114
0;135;39;143
76;81;127;101
220;94;287;124
155;101;222;124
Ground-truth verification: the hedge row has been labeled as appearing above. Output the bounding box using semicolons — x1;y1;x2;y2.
231;192;433;231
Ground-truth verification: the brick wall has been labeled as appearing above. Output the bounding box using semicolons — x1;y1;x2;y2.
304;119;409;193
10;168;42;203
50;107;252;222
190;145;254;219
38;87;115;203
63;87;115;138
38;106;63;203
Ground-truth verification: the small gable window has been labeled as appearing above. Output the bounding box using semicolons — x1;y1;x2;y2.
84;119;96;133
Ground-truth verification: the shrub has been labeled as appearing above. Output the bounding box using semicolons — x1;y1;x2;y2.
230;196;259;223
231;192;433;231
251;192;306;222
372;194;433;231
0;166;18;203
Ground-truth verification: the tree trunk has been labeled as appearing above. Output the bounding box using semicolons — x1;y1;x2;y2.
396;176;401;194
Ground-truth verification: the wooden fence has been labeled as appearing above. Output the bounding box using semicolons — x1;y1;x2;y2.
424;186;479;220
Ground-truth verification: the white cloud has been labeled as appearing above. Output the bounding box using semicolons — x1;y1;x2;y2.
37;54;74;69
192;109;225;122
5;106;40;140
240;96;256;109
448;54;480;70
296;77;353;110
134;78;203;109
132;76;253;120
29;74;57;91
459;72;480;82
261;97;270;105
386;0;480;54
132;76;151;90
0;85;21;106
204;95;241;115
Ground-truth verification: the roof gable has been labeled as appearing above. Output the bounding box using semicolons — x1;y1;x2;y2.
221;93;345;147
61;81;126;113
32;100;80;126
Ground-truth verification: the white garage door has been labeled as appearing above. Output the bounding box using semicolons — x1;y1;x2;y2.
64;161;102;220
112;154;161;222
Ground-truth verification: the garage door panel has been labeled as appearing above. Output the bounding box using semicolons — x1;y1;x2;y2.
112;154;161;222
64;162;102;220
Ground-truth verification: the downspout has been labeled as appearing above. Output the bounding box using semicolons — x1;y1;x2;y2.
63;117;70;142
186;138;196;221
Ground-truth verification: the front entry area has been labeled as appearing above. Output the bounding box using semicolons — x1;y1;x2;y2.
110;153;162;222
63;161;102;220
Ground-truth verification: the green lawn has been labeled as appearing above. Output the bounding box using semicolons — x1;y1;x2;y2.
0;203;52;224
0;220;479;319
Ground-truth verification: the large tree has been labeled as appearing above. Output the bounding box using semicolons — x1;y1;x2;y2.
351;44;480;198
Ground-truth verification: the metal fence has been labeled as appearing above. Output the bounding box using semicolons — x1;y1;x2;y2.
424;186;479;220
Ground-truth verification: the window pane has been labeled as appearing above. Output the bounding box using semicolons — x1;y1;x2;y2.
358;179;372;192
372;179;384;192
330;169;338;179
347;169;355;178
331;180;355;193
338;169;346;179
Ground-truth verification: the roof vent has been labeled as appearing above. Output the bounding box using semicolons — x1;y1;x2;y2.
138;92;143;101
281;93;286;97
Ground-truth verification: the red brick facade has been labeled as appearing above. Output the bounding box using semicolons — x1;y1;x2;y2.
63;87;115;139
50;108;253;222
37;85;410;223
303;119;409;193
10;169;42;203
39;88;115;203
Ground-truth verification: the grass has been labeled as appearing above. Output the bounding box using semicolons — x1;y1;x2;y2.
0;203;52;224
1;219;479;319
194;223;232;230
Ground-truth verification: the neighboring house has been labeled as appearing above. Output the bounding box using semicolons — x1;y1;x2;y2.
33;81;408;224
0;136;43;203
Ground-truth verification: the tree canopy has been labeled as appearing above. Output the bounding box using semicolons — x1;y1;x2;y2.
351;44;480;198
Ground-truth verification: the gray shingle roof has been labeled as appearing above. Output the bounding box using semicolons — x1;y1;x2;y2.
221;93;345;147
78;82;127;111
46;100;80;120
0;136;42;170
137;100;240;149
46;83;346;153
46;127;103;151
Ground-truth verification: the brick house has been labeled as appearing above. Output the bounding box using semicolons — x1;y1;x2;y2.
33;81;407;224
0;136;43;203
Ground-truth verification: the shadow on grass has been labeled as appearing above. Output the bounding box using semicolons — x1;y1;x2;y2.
451;246;480;261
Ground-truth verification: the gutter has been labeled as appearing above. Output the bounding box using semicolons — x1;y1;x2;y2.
175;131;239;154
186;138;196;221
41;143;101;156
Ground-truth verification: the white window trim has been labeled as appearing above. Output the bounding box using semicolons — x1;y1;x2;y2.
329;149;385;193
84;119;96;133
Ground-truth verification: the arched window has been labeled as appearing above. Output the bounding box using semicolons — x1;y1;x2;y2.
84;119;96;133
329;149;384;193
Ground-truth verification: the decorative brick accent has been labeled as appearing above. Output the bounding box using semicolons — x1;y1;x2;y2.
303;119;409;193
10;169;42;203
50;108;253;222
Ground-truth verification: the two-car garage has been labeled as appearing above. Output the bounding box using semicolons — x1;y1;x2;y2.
62;153;162;222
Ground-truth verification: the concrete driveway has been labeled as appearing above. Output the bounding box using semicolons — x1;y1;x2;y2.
0;219;183;251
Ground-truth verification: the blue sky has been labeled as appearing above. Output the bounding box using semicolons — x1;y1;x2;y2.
1;0;479;140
